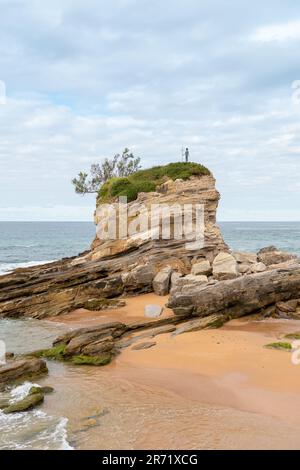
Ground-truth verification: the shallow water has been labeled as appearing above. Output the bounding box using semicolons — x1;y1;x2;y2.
2;318;300;450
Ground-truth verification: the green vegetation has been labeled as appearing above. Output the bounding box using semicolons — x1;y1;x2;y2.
27;345;112;367
3;393;44;414
98;162;210;203
72;148;141;195
32;344;67;361
284;333;300;340
265;342;292;351
71;353;112;366
29;386;54;395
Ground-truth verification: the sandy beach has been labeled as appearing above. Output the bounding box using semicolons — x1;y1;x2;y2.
47;293;300;448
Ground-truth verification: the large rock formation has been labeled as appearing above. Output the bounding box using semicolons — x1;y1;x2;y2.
0;174;227;319
168;264;300;318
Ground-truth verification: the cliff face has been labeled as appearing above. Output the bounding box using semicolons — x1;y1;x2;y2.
88;175;228;271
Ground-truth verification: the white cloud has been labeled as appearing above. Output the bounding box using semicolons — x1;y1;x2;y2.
250;20;300;43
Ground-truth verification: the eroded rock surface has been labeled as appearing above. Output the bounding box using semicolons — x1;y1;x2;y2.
0;357;48;386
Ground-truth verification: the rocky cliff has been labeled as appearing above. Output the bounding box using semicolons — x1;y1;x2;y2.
0;172;227;319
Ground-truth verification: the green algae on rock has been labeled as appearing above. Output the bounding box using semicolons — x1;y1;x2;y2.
265;342;292;351
2;392;44;414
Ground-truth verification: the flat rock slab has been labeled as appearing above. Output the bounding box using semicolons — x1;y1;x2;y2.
0;358;48;386
132;341;156;351
144;304;164;318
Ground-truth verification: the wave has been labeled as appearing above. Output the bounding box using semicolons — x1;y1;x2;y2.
0;382;73;450
0;260;56;276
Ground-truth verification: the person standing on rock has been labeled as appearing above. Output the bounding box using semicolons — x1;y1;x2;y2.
185;147;189;163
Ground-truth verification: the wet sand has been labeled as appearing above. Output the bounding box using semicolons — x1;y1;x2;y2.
49;293;300;449
50;293;172;327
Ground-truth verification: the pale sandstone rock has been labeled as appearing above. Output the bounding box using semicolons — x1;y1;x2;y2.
238;263;251;274
257;246;297;266
191;260;211;276
233;252;257;264
153;267;172;296
212;252;239;280
251;262;267;273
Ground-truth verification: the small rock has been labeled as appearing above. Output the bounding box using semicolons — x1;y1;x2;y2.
257;247;297;266
29;385;54;395
251;262;267;273
132;341;156;350
144;305;164;318
212;252;239;280
170;272;183;288
5;352;14;360
153;267;173;296
238;263;251;274
233;252;257;264
191;260;211;276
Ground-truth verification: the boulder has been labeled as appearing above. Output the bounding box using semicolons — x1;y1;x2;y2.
3;393;44;414
251;262;267;273
144;304;164;318
233;252;257;264
175;274;208;286
122;264;156;292
212;252;239;280
169;265;300;319
0;358;48;386
191;260;212;276
29;385;54;395
257;246;297;266
153;267;172;296
170;272;184;288
238;263;251;274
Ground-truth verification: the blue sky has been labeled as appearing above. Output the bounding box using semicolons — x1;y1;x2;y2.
0;0;299;221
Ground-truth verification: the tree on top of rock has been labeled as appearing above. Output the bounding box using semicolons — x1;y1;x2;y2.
72;148;141;195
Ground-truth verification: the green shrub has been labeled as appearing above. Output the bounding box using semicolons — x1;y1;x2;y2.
97;162;210;203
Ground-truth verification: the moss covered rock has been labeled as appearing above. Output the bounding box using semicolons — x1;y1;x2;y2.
3;392;44;414
29;385;54;395
71;353;112;366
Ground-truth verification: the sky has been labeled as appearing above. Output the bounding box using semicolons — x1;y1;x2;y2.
0;0;299;221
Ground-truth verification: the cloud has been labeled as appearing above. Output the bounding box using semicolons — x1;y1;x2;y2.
250;20;300;43
0;0;299;221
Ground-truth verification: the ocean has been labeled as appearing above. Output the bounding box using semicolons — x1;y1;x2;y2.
0;221;299;275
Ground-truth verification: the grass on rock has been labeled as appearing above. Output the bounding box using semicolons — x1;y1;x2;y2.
98;162;210;203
